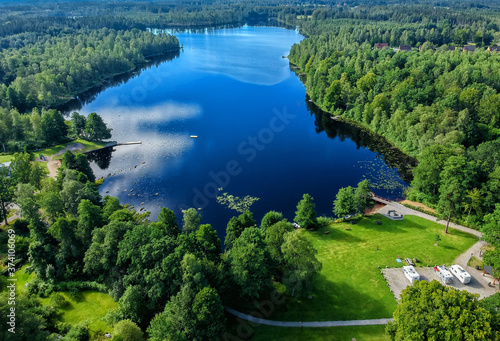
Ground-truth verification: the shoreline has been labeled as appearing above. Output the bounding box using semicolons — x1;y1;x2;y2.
288;62;418;166
51;48;181;112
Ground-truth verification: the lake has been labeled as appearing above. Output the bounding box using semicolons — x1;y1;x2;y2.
71;26;412;239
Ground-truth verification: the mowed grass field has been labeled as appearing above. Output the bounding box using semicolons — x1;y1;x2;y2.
40;291;117;336
249;214;478;340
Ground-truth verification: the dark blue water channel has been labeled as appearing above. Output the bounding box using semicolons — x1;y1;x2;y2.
72;26;412;239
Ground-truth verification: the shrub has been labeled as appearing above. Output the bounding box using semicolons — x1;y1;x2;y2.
317;216;333;228
51;292;69;308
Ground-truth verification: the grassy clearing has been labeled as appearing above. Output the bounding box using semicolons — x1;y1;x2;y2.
249;325;389;341
38;139;109;160
0;264;35;293
468;256;484;269
40;291;117;337
258;214;477;322
247;214;477;340
1;266;116;338
0;139;109;163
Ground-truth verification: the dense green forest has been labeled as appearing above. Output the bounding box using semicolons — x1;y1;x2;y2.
0;149;322;340
289;6;500;230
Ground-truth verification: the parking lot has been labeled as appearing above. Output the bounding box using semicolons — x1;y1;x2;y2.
382;266;498;300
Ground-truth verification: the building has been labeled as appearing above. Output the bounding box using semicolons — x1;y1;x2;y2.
374;43;389;49
488;45;500;52
449;46;456;51
463;45;476;52
397;45;412;52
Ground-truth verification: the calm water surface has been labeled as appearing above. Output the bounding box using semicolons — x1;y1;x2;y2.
75;26;409;238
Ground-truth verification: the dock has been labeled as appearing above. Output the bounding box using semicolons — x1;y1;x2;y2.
116;141;142;146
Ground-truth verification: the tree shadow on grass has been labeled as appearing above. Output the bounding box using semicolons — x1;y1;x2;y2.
312;227;363;243
275;274;395;322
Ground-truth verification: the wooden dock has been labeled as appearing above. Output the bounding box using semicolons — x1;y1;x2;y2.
371;193;392;205
116;141;142;146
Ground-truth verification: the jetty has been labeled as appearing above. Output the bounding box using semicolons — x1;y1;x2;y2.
116;141;142;146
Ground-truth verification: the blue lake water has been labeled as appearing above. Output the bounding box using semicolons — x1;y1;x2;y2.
74;26;411;239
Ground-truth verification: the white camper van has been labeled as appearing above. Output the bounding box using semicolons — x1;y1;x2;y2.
434;265;453;284
403;265;420;284
450;265;471;284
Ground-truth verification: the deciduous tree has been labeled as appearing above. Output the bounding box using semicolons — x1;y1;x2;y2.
387;280;495;340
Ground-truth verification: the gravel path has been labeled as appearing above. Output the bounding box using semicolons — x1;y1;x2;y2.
376;200;482;239
225;307;393;327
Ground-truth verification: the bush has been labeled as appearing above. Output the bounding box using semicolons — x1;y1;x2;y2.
57;322;73;334
28;277;54;297
13;218;30;235
112;320;143;341
56;281;108;293
51;292;69;308
63;323;89;341
317;216;333;228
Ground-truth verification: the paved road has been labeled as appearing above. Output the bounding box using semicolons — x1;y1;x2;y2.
225;307;393;327
377;200;482;239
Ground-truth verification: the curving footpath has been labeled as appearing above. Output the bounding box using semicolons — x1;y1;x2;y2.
225;307;393;327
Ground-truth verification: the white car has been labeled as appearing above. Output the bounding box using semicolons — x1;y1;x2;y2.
403;266;420;284
450;265;471;284
434;265;454;284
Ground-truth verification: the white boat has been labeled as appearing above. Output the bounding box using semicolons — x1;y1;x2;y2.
190;135;198;138
403;265;420;284
434;265;453;284
450;265;471;284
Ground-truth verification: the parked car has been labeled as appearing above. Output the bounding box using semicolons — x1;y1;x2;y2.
450;265;471;284
434;265;453;284
403;265;420;284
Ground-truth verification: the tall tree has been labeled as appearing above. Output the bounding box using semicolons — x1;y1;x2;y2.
158;207;180;238
387;280;495;340
437;155;474;233
85;112;112;141
260;210;284;232
354;179;373;214
0;167;14;225
41;109;68;144
228;227;272;300
147;285;225;341
264;220;294;272
182;208;202;234
294;193;318;229
333;186;356;218
224;210;255;249
71;112;87;137
11;152;31;184
281;230;322;297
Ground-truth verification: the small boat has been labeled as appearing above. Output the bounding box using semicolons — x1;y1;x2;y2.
190;135;198;138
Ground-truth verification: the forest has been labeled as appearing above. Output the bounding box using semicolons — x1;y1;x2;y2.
2;0;500;340
289;6;500;231
0;147;322;340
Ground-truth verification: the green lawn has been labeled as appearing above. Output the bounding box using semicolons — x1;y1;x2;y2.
0;265;35;292
250;325;389;341
40;291;118;337
0;139;110;163
248;214;477;341
0;154;13;163
38;139;109;160
1;266;117;338
257;214;477;322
